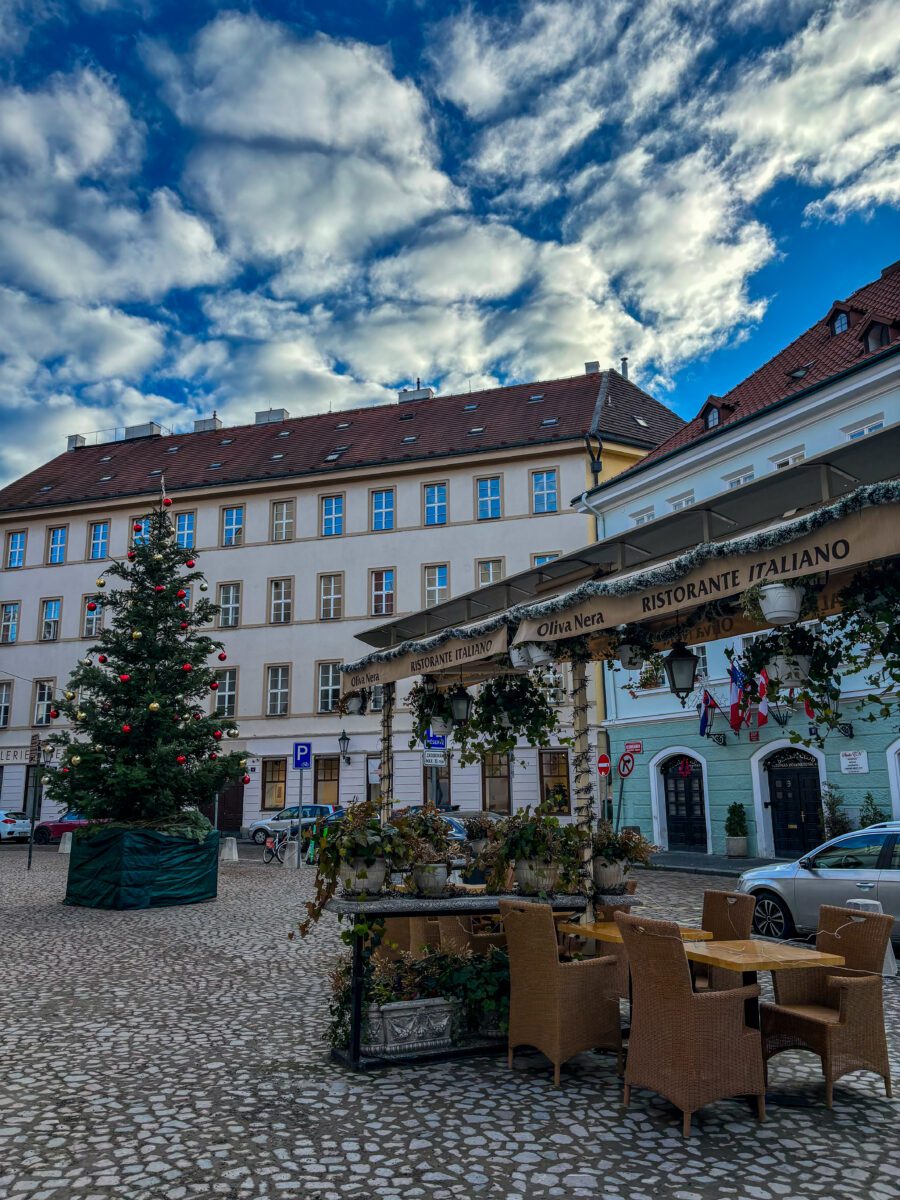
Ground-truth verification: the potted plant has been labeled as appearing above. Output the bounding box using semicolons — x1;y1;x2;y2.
461;811;495;856
44;507;247;911
637;654;665;690
456;672;565;767
591;822;656;890
485;804;586;894
406;680;456;745
394;808;455;897
724;803;749;858
508;644;533;670
337;689;367;716
612;625;657;671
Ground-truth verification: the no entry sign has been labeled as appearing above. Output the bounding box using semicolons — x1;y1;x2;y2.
618;752;635;778
596;753;611;777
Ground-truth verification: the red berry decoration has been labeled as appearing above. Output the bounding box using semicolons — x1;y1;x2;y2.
155;585;165;593
176;754;186;764
176;589;186;599
98;655;107;664
119;674;130;683
213;730;223;740
86;602;97;612
127;550;136;561
217;652;227;661
122;724;131;733
242;775;251;785
49;709;60;719
182;663;193;672
209;752;218;761
209;681;219;691
185;559;196;568
163;497;173;507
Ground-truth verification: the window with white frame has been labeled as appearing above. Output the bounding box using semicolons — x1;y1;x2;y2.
271;500;295;542
47;526;67;564
266;665;290;717
832;311;849;335
221;506;244;546
705;407;720;429
478;559;502;587
321;494;344;537
424;483;447;526
0;680;10;728
175;512;195;549
1;602;18;644
669;490;695;512
89;521;109;561
317;663;341;713
632;506;655;527
424;564;448;607
725;469;754;489
6;531;26;568
846;418;884;441
218;582;241;628
132;517;150;546
476;476;501;520
533;553;559;567
371;489;395;532
371;569;395;616
369;684;384;712
269;578;293;624
693;644;709;679
772;449;805;470
82;596;102;638
319;573;343;621
34;680;54;726
532;469;558;514
215;668;237;718
41;598;61;641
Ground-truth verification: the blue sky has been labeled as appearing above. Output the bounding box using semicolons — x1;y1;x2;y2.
1;0;899;483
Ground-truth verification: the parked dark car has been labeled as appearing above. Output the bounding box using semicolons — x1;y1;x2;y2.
32;811;90;844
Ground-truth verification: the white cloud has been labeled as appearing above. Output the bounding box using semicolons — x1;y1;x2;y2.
806;151;900;221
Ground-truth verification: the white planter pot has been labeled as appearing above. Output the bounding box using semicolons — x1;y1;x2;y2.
469;837;488;857
618;643;643;671
338;857;388;897
526;645;555;668
759;583;803;626
429;715;453;736
411;863;449;897
508;644;532;670
363;997;459;1057
766;653;811;688
345;696;363;715
725;836;748;858
514;859;559;895
592;858;627;890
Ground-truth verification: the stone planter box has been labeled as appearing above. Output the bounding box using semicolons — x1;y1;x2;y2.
725;836;748;858
65;827;219;910
339;857;388;896
363;997;459;1057
411;863;449;897
514;859;559;895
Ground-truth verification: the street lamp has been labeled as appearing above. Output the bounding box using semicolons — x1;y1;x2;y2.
338;729;351;764
449;686;474;724
663;642;699;705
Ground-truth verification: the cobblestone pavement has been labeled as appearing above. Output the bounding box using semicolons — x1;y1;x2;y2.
2;853;898;1200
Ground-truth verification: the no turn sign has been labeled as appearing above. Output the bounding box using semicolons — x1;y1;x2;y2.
596;753;611;777
618;752;635;778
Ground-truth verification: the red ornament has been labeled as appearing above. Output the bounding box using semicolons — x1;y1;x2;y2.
62;767;70;774
180;622;188;630
119;674;130;683
177;603;186;610
213;730;223;740
86;602;97;611
98;655;107;664
155;585;165;593
49;709;60;719
209;752;218;761
122;724;131;733
242;775;251;785
163;497;173;507
176;754;186;764
217;652;227;661
209;681;219;691
185;559;196;568
192;712;202;721
176;589;187;599
127;550;136;561
133;522;142;532
182;663;193;672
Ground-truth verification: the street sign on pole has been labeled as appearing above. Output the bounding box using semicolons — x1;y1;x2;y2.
292;742;312;770
425;731;446;749
617;752;635;778
596;753;611;777
423;749;447;767
623;740;643;755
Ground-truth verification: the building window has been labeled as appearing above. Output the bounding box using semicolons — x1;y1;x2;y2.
215;668;237;718
221;506;244;547
846;420;884;441
47;526;67;565
175;512;195;549
369;684;384;712
132;517;150;546
726;470;754;489
34;680;54;727
773;450;805;470
705;407;720;430
424;564;448;607
539;751;570;814
866;323;891;352
476;476;502;521
0;680;10;728
314;756;340;806
632;506;655;527
477;559;503;588
317;663;341;713
82;596;102;638
261;758;287;810
41;599;61;641
483;752;511;816
319;573;343;621
694;644;709;679
371;489;395;532
371;569;395;617
89;521;109;561
266;665;290;717
533;553;559;567
670;491;695;512
218;583;241;628
269;578;293;625
6;531;26;569
423;759;451;808
832;311;849;335
1;602;19;644
271;500;295;542
424;483;447;527
532;469;558;514
321;494;344;537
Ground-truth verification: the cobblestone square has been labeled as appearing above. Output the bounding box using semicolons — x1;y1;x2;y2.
2;853;898;1200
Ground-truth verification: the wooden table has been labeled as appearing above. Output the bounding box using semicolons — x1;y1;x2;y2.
558;920;712;944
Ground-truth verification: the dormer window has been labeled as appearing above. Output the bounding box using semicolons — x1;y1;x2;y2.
706;407;719;430
866;322;891;352
832;312;849;335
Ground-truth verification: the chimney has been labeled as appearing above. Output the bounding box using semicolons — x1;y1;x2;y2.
193;416;223;433
397;386;435;403
584;361;600;375
620;356;629;380
122;422;162;441
255;408;290;424
67;434;86;451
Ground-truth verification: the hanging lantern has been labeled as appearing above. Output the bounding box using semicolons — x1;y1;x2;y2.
449;686;474;724
663;642;699;706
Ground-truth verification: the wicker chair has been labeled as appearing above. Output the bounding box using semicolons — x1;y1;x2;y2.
761;904;894;1107
499;899;622;1086
615;912;765;1137
694;891;757;992
438;915;506;954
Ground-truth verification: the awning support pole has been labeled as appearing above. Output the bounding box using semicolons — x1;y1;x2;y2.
380;682;395;823
570;659;594;919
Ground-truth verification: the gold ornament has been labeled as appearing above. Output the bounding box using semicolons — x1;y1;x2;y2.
93;744;103;752
41;775;51;785
96;578;106;588
76;710;86;720
81;657;92;666
65;691;75;701
71;755;82;766
239;759;247;767
148;702;160;712
132;630;143;640
153;553;164;561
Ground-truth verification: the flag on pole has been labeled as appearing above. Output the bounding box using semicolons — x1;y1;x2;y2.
699;689;714;737
757;669;769;728
804;695;816;720
728;663;745;732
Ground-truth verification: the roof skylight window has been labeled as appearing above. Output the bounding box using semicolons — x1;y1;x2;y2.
209;462;222;469
39;484;53;492
271;453;285;460
402;435;417;443
463;402;478;411
148;468;162;476
529;394;544;403
335;421;351;429
540;416;559;426
277;429;291;438
399;411;415;421
220;437;234;446
788;363;813;380
166;445;180;453
100;455;112;462
99;474;113;482
469;426;485;434
633;415;649;428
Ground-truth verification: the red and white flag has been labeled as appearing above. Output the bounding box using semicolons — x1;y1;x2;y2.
757;669;769;728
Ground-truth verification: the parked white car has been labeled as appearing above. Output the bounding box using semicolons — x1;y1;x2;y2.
241;804;338;844
0;810;30;841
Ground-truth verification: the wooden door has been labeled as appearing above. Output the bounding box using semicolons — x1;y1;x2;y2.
766;750;823;858
662;757;707;851
200;783;245;833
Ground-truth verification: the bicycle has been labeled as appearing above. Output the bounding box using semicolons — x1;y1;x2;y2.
262;828;296;864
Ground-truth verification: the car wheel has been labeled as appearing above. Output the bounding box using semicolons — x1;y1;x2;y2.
33;827;51;845
752;891;795;940
252;828;269;845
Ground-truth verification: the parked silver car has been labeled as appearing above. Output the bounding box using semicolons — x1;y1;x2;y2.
242;804;337;844
736;822;900;940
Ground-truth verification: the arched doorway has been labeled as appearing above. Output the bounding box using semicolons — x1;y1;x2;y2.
660;755;707;851
765;748;823;858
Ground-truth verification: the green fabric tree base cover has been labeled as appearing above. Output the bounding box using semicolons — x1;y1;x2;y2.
65;828;220;910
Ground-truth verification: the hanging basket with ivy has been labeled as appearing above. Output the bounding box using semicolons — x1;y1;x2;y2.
456;672;565;766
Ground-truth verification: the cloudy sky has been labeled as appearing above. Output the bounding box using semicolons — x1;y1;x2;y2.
1;0;899;484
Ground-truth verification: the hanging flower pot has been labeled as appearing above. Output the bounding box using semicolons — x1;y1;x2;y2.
617;642;643;671
766;653;811;688
345;695;363;715
508;644;532;670
429;714;453;736
526;644;555;668
759;583;804;626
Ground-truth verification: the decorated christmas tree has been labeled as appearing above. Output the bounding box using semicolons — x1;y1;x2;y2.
43;499;248;829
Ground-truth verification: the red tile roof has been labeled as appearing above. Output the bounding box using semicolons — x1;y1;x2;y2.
609;260;900;484
0;370;683;514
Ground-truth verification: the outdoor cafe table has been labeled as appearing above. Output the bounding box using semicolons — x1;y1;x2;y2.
325;892;640;1070
556;920;712;944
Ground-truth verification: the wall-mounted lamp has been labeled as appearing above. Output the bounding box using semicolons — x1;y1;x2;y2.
338;729;351;764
